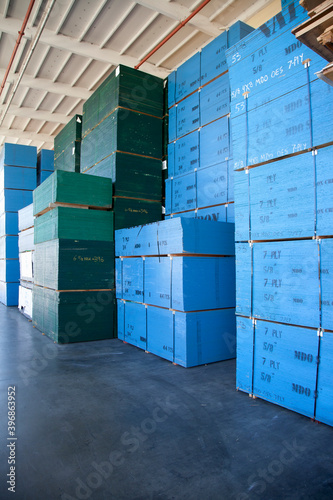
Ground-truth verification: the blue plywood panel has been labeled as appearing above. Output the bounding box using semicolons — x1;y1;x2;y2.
174;308;236;367
176;92;200;138
236;243;252;317
0;189;33;213
0;236;18;259
167;142;175;177
316;145;333;237
176;52;200;102
115;217;235;257
168;105;177;143
167;71;176;109
200;31;228;86
38;149;54;171
228;162;234;202
122;257;144;302
200;73;230;126
117;299;125;340
124;301;147;350
38;170;53;185
0;259;20;282
321;239;333;332
227;203;235;223
0;143;37;168
169;171;196;214
172;256;235;311
0;165;36;190
115;258;122;299
253;320;318;418
228;21;254;48
165;178;172;216
200;116;230;168
144;257;171;308
234;169;250;242
197;161;228;208
147;306;174;362
236;316;254;393
173;130;199;177
249;152;316;240
316;331;333;427
311;78;333;148
168;204;228;222
0;212;18;235
0;281;19;306
253;240;320;328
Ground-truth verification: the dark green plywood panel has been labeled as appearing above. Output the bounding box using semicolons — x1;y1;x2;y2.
54;115;82;157
54;141;81;173
112;197;162;230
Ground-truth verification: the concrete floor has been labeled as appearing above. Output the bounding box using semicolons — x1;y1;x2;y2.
0;304;332;500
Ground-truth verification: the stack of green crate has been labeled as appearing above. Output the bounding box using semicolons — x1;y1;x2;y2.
80;65;164;230
32;170;116;344
162;78;168;207
54;115;82;173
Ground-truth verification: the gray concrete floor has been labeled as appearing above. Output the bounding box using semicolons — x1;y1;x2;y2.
0;304;332;500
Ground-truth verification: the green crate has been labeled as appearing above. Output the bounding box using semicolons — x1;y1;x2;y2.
54;140;81;173
112;197;162;230
33;170;113;216
32;285;116;343
34;239;115;290
54;115;82;158
34;207;114;244
82;152;162;201
82;65;164;136
81;108;163;172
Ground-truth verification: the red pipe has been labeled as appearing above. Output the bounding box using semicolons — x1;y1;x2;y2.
135;0;212;70
0;0;35;96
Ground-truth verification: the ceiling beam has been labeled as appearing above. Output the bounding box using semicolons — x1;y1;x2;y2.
134;0;223;36
0;71;92;99
0;16;168;77
0;126;55;143
6;105;71;124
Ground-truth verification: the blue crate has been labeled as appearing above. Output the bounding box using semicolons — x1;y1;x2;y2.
228;21;254;48
200;116;230;168
252;240;320;328
316;145;333;236
234;169;250;241
321;239;333;332
165;171;196;214
200;72;230;126
38;170;53;185
121;257;144;302
167;143;175;177
173;130;200;177
0;212;18;235
38;149;54;172
0;165;37;190
174;308;236;367
167;71;176;109
227;203;235;222
144;257;171;308
0;281;19;306
117;299;125;340
172;256;235;311
228;162;234;202
147;306;174;362
0;236;18;259
315;331;333;427
115;258;122;298
168;105;177;143
236;316;254;393
124;300;147;350
176;91;200;138
0;143;37;168
236;243;252;317
0;189;33;213
176;52;201;102
115;217;235;257
0;259;20;282
253;320;319;418
200;31;228;86
311;78;333;149
197;161;229;208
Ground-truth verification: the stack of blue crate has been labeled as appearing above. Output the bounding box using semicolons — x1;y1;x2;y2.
165;21;254;223
115;218;236;367
225;0;333;427
18;203;34;318
0;144;37;306
37;149;54;186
